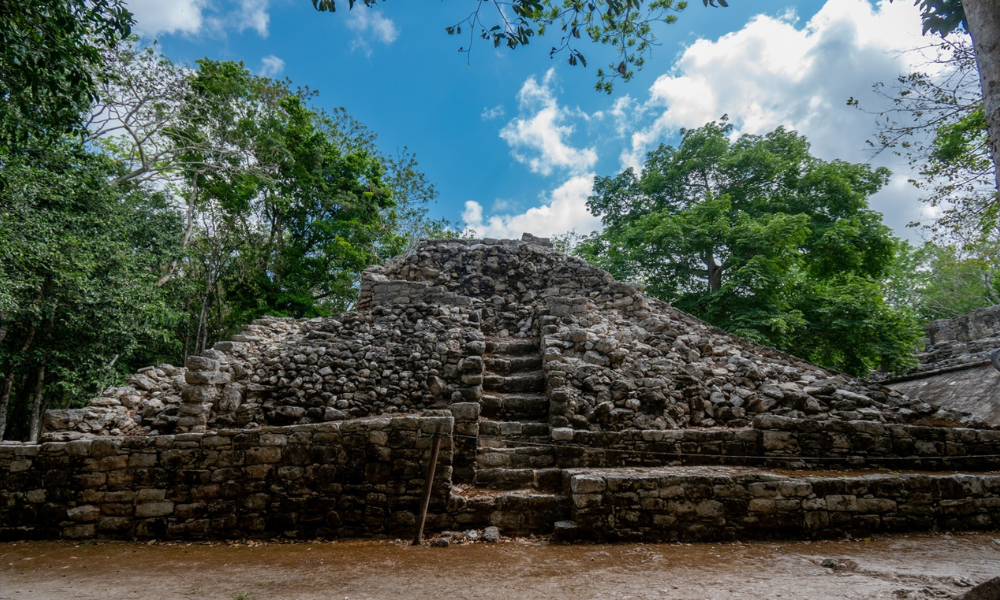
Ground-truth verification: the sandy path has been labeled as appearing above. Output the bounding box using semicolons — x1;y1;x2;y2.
2;532;999;600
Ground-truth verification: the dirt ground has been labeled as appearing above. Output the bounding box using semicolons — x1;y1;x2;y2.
2;532;999;600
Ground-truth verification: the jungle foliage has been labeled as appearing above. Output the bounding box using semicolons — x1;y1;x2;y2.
0;28;449;439
574;120;925;377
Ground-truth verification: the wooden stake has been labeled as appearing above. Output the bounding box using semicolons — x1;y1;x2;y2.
412;424;444;545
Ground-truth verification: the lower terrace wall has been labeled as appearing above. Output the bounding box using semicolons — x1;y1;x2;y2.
566;467;1000;542
550;416;1000;470
0;415;454;541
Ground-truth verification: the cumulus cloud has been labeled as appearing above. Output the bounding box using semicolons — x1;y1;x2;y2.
462;175;602;239
347;5;399;55
127;0;273;38
500;69;599;176
236;0;270;37
127;0;208;37
259;55;285;77
620;0;933;236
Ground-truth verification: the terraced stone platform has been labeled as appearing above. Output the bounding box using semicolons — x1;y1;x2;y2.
6;234;999;543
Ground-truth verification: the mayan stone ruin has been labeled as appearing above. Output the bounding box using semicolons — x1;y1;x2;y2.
3;234;1000;543
881;304;1000;426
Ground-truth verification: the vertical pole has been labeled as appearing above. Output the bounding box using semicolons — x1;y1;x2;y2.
412;424;444;546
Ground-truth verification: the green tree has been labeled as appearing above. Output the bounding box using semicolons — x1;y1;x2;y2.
857;35;999;299
88;53;445;356
0;0;133;149
114;57;398;355
577;120;922;376
887;241;999;321
221;93;397;323
0;140;179;440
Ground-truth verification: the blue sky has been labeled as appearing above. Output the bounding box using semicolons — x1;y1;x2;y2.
126;0;935;240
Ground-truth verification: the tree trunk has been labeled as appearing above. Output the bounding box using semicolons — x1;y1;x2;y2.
28;362;45;443
700;252;725;292
964;0;1000;194
0;370;14;441
157;175;201;286
196;276;212;354
0;302;41;440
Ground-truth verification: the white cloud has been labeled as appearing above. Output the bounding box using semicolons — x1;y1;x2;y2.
127;0;272;38
481;105;506;120
237;0;270;37
499;69;599;176
462;175;602;239
620;0;935;236
347;5;399;55
259;55;285;77
127;0;208;37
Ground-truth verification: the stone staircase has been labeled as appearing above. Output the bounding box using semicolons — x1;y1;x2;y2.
475;337;561;492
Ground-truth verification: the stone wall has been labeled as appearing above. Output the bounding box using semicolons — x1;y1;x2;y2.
887;367;1000;426
540;301;936;431
881;304;1000;376
926;304;1000;345
882;305;1000;426
373;238;976;431
566;467;1000;542
1;415;453;541
43;317;304;440
549;417;1000;470
43;237;992;442
260;303;484;425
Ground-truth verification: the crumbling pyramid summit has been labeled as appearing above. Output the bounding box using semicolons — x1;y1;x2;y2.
44;234;987;441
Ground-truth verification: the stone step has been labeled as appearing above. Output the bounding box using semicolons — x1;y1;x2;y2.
481;394;549;420
448;486;571;534
473;467;564;492
483;372;546;394
485;338;541;356
484;355;543;375
477;446;556;469
479;419;550;443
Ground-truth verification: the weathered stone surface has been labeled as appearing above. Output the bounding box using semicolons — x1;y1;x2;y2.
44;237;990;442
883;305;1000;426
566;467;1000;543
483;526;500;543
18;235;1000;547
2;416;456;541
955;576;1000;600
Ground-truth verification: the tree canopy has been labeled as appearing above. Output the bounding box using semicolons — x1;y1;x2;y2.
0;32;450;440
574;120;923;376
0;0;132;149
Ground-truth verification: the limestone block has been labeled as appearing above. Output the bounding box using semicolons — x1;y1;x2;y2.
62;524;96;539
571;475;607;494
696;499;724;518
67;505;101;522
762;431;799;453
825;494;858;512
857;498;897;513
135;501;175;517
90;438;122;458
551;427;574;441
217;383;244;413
450;402;480;422
136;488;166;502
748;499;776;514
181;385;218;403
803;511;830;529
185;370;231;385
185;356;220;371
